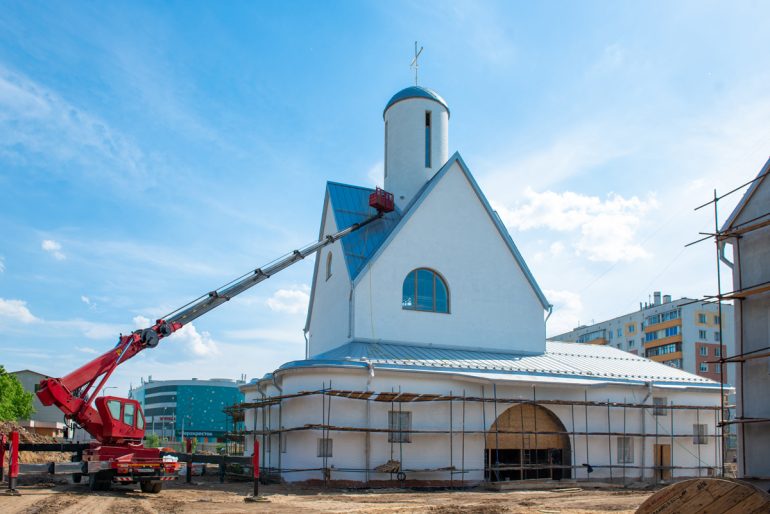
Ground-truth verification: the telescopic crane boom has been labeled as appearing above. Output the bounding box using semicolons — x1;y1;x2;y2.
37;188;394;444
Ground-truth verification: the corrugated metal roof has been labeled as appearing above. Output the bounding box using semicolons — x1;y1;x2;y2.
286;340;719;387
327;182;401;280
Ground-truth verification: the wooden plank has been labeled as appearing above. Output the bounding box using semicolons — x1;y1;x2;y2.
721;281;770;299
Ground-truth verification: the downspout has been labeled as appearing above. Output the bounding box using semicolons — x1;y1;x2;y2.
348;287;354;339
256;381;267;471
272;374;283;394
545;305;554;324
719;241;734;269
272;374;283;479
364;360;375;484
640;381;653;481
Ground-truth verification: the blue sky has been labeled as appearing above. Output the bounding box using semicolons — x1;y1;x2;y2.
2;1;770;395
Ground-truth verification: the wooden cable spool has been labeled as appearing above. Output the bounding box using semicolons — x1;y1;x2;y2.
636;478;770;514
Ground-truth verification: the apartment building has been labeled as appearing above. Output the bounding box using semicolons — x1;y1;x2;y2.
549;292;734;386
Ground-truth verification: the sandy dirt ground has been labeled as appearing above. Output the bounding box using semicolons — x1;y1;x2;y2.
0;476;654;513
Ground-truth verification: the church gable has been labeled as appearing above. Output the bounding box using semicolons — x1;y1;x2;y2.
351;153;549;354
722;156;770;231
305;182;401;357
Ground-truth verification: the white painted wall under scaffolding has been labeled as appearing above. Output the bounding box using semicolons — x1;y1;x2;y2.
241;367;722;484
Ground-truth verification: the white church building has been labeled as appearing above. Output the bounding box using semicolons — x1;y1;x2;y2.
240;85;724;486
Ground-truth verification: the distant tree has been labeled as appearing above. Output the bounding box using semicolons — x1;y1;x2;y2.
0;366;35;421
145;433;160;448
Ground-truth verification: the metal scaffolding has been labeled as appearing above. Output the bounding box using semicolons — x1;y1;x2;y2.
689;166;770;478
225;384;723;485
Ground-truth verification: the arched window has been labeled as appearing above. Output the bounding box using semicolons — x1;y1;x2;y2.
402;268;449;313
325;252;333;281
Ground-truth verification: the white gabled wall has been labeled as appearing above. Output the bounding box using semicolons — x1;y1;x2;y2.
306;200;353;357
353;160;546;353
727;174;770;478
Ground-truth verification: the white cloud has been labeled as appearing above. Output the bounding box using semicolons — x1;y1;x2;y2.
0;296;125;341
80;295;91;305
366;161;383;188
167;323;219;357
495;188;657;263
0;256;5;273
544;289;583;337
224;327;303;344
132;315;151;329
266;285;310;315
482;124;634;199
549;241;565;257
0;298;39;323
0;64;151;190
56;320;124;341
76;346;99;355
41;239;66;260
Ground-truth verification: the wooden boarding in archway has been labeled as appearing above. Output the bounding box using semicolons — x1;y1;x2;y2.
486;403;571;481
636;478;770;514
486;403;570;450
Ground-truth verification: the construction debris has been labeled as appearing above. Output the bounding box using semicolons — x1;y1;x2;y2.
374;460;401;473
0;422;72;464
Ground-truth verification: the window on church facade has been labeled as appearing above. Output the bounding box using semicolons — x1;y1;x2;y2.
384;121;388;177
317;438;333;457
402;268;448;313
388;411;412;443
425;111;432;168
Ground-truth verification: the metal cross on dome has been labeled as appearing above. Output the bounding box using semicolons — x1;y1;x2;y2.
410;41;423;85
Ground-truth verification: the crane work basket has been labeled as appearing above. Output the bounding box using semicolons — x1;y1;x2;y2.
369;187;395;213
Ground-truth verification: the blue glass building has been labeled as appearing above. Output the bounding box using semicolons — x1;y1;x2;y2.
130;377;244;442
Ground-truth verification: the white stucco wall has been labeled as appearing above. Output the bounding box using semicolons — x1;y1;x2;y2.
354;161;546;353
727;175;770;478
241;367;722;484
306;200;353;356
384;97;449;210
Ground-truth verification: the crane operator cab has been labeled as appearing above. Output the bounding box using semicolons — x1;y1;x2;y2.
95;396;146;444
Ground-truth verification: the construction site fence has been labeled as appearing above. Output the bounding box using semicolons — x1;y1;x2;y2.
0;433;254;489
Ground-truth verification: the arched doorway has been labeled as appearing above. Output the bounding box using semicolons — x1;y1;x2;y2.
485;403;571;481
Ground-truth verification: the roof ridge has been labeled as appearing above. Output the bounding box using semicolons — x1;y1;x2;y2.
326;180;375;192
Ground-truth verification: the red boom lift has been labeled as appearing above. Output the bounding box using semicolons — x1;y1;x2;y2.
34;189;393;493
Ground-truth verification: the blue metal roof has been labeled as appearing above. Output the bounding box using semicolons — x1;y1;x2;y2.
383;86;450;118
327;182;402;281
278;341;721;388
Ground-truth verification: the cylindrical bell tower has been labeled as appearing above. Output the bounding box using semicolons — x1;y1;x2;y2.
383;86;449;210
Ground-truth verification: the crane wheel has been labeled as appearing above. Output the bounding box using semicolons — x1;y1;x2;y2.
140;480;163;494
88;471;112;491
